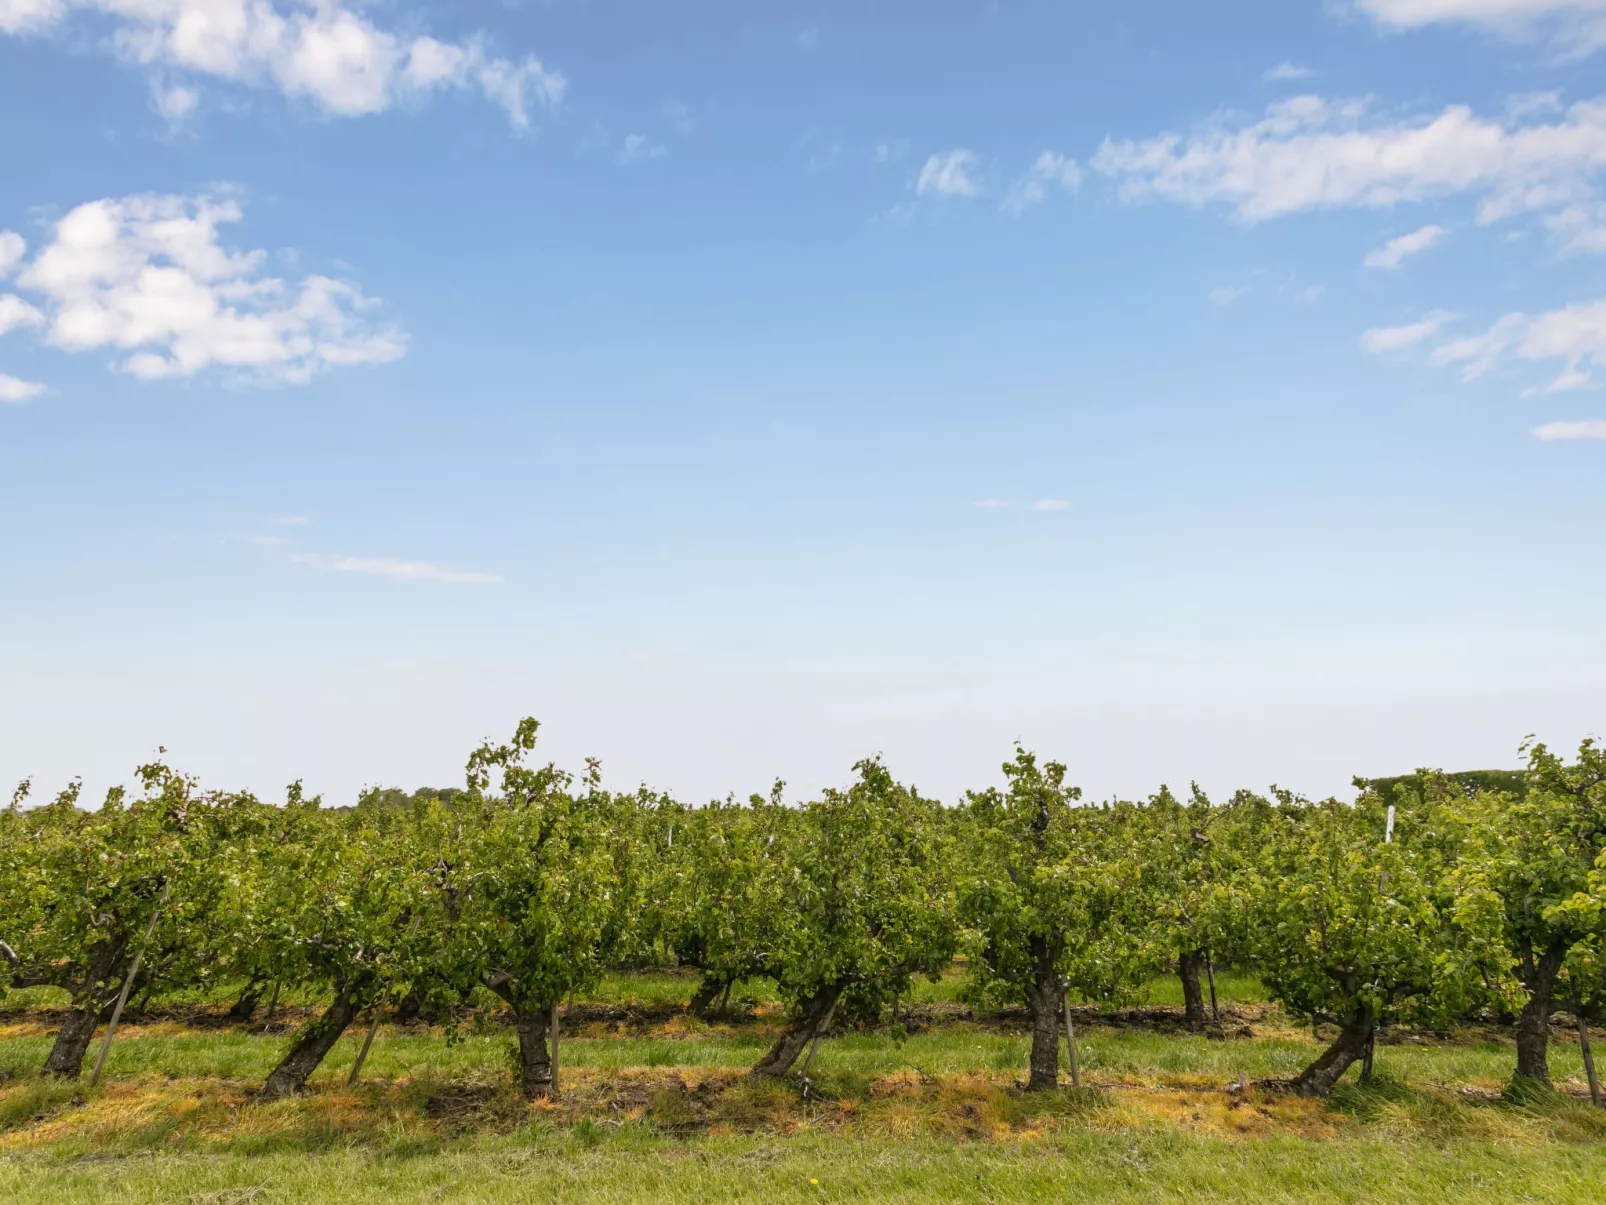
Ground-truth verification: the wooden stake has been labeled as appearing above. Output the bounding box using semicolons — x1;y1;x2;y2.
1062;989;1081;1089
262;979;281;1032
1205;955;1219;1023
347;1007;383;1086
1581;1012;1601;1109
550;999;560;1098
89;881;169;1087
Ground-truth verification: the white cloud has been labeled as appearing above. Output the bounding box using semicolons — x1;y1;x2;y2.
0;1;564;128
1264;61;1315;81
973;499;1010;509
1209;284;1248;306
1355;0;1606;57
153;80;200;124
8;192;405;385
0;231;24;276
1361;309;1461;351
0;372;45;402
1533;417;1606;438
1001;151;1083;215
1545;201;1606;250
917;149;982;199
1380;298;1606;388
618;133;667;165
1029;498;1071;511
272;514;310;526
293;553;501;584
1364;223;1449;268
1092;94;1606;238
1296;284;1327;303
0;293;44;336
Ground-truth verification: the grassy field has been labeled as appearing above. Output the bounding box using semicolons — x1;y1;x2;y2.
2;969;1603;1203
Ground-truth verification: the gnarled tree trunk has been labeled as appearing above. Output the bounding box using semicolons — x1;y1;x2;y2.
750;981;844;1080
261;982;362;1100
228;976;268;1021
1513;940;1567;1090
485;979;556;1099
689;973;728;1018
1290;1007;1374;1098
1024;942;1061;1091
1179;950;1208;1031
43;1002;104;1079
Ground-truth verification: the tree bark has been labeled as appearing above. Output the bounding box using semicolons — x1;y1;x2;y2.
1179;950;1208;1031
1024;957;1062;1092
1513;940;1567;1090
512;1002;555;1099
261;982;362;1100
42;1003;103;1080
1290;1007;1375;1098
749;981;845;1080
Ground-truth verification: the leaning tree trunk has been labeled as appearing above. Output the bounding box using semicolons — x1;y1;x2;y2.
1513;941;1567;1090
750;981;844;1080
228;976;268;1021
689;973;729;1018
1290;1007;1375;1098
1179;950;1208;1031
1024;950;1062;1092
261;982;362;1100
42;941;123;1080
42;1001;106;1079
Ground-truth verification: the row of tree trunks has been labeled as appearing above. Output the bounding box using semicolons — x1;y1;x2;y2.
749;981;845;1080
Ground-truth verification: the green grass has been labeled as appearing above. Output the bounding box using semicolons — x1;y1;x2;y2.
5;968;1604;1204
3;1127;1605;1204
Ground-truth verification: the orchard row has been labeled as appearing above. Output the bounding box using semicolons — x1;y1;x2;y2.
2;721;1602;1104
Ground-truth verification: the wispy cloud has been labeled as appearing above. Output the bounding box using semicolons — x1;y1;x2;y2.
1029;498;1071;511
973;499;1011;509
1364;224;1449;269
1264;61;1315;81
272;515;311;527
1533;418;1606;439
0;372;45;403
1093;94;1606;243
1001;152;1083;216
292;553;501;584
1355;0;1606;59
619;134;667;165
916;149;982;199
1209;284;1248;307
1361;310;1461;352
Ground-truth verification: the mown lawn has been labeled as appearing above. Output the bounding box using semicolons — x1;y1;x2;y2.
2;969;1603;1203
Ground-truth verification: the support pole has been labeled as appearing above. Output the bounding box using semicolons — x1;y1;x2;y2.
1062;989;1081;1089
88;881;169;1087
1581;1012;1601;1109
347;1007;383;1086
1205;955;1219;1023
550;999;560;1098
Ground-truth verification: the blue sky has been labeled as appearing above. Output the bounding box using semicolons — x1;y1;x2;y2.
3;0;1605;808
